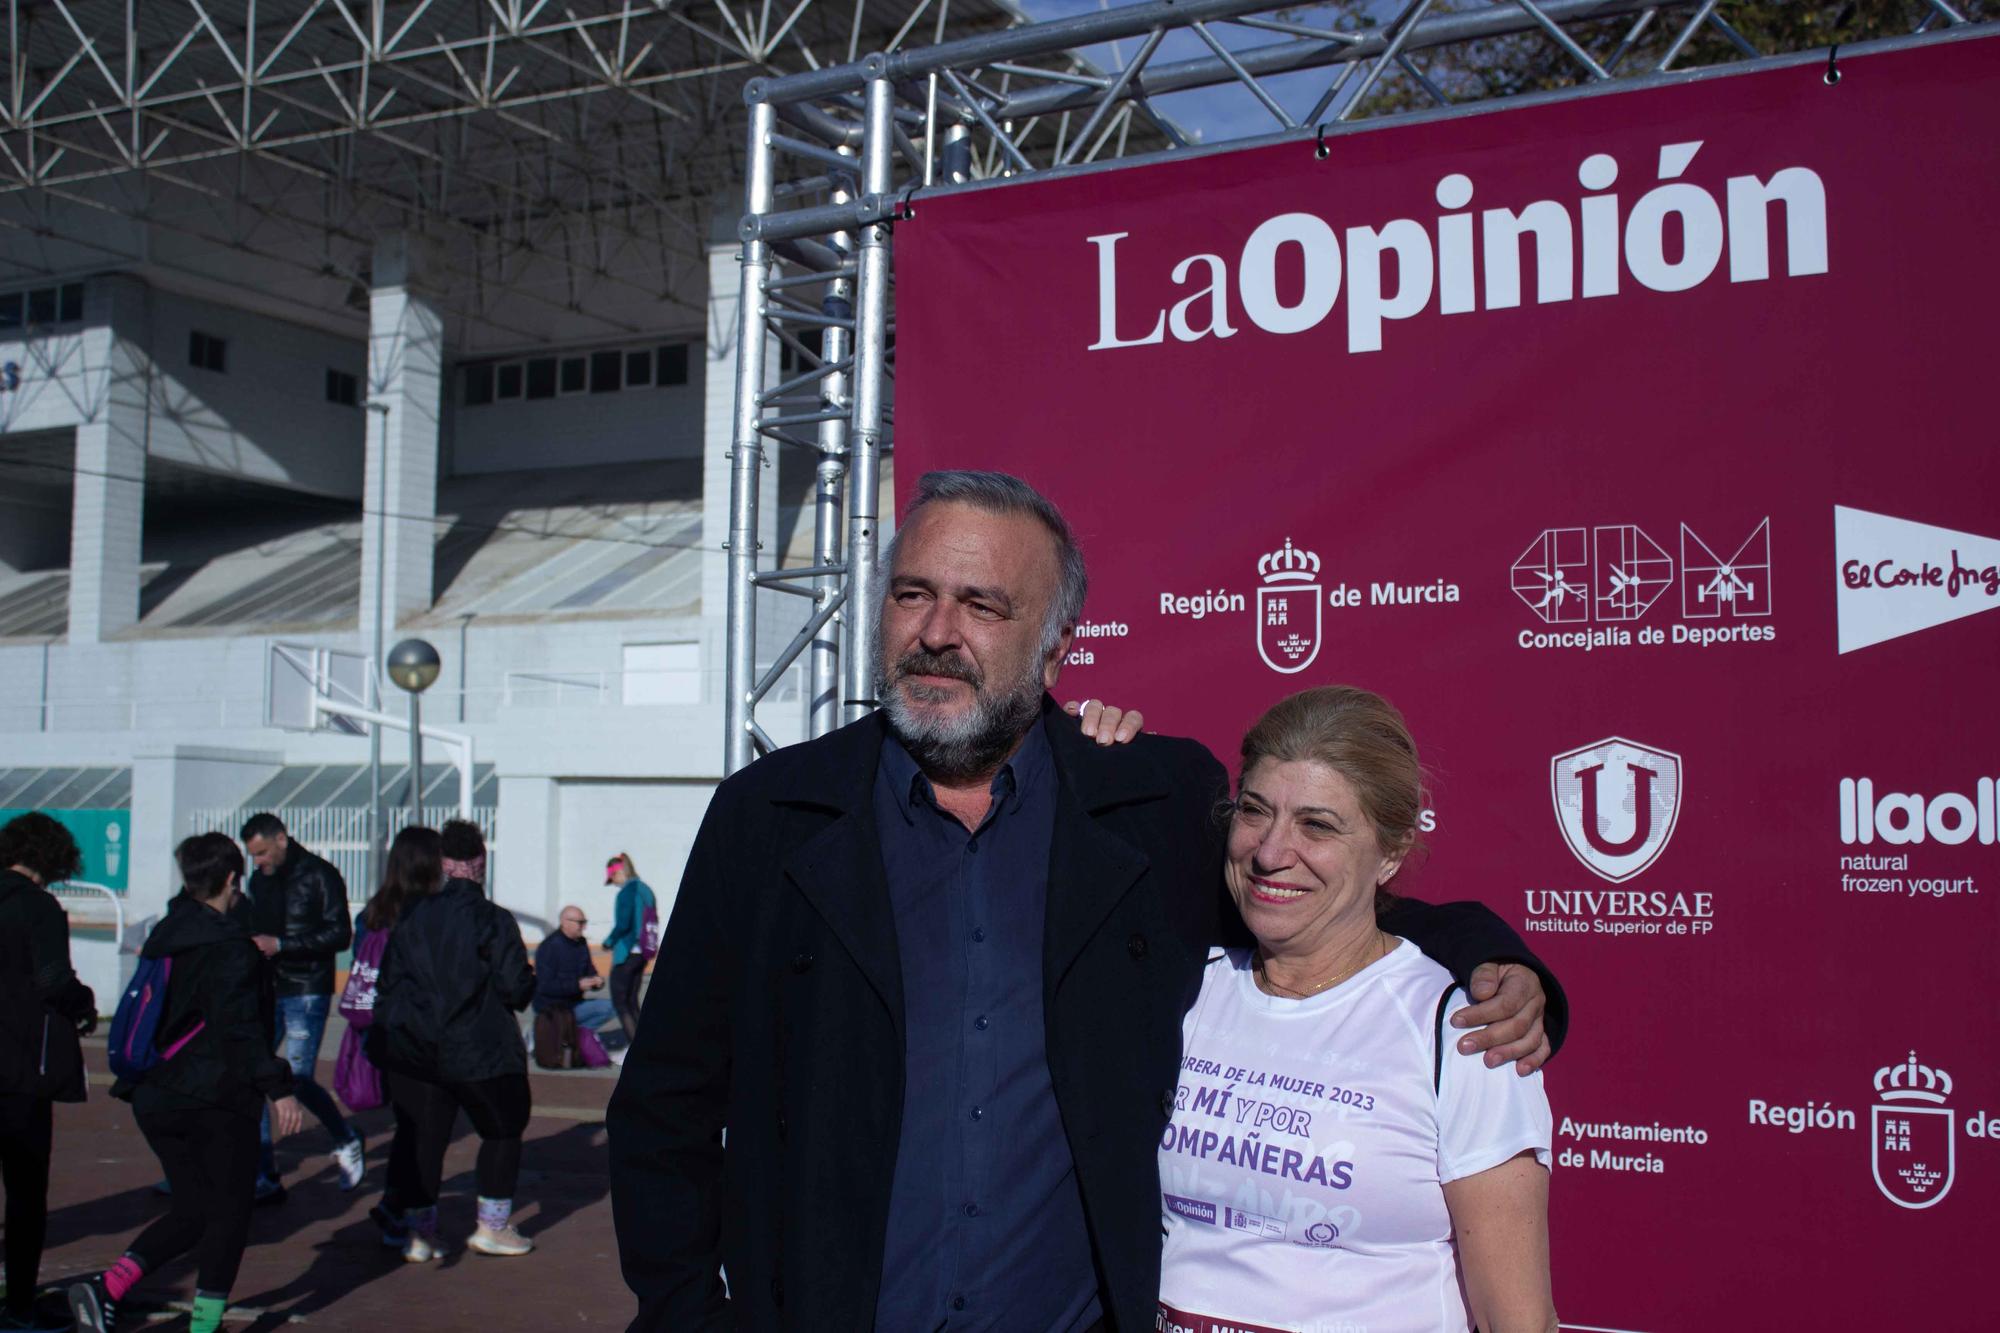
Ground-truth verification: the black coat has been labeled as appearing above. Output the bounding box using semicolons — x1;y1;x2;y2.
0;869;96;1102
237;840;352;998
606;700;1565;1332
534;931;596;1014
116;893;293;1119
368;879;535;1083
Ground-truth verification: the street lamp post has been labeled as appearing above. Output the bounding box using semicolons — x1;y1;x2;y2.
386;638;442;826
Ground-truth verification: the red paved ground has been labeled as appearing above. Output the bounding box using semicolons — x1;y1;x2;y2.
17;1038;631;1330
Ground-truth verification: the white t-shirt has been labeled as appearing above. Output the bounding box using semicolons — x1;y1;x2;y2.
1157;939;1552;1333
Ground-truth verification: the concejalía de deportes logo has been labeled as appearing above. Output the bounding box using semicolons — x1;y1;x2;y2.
1511;518;1774;653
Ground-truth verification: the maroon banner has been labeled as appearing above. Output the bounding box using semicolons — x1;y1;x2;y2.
896;34;1999;1332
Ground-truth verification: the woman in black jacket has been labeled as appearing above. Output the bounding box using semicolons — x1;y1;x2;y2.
368;820;537;1261
0;813;97;1333
69;833;301;1333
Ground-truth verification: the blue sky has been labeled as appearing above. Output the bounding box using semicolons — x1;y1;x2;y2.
1009;0;1384;146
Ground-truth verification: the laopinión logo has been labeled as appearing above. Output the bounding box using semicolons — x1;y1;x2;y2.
1872;1052;1954;1209
1524;738;1713;939
1834;505;2000;654
1511;518;1774;653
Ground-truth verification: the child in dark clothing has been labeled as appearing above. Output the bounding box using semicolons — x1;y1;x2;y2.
69;834;302;1333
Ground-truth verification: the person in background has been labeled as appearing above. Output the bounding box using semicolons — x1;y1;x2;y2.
235;812;362;1201
0;813;97;1333
349;827;431;1253
368;820;537;1260
534;906;619;1059
600;854;655;1047
69;834;302;1333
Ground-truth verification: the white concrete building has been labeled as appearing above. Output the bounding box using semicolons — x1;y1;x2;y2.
0;247;886;991
0;0;1062;1004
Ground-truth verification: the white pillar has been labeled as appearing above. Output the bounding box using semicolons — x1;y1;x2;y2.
68;277;150;643
495;775;560;935
360;233;444;659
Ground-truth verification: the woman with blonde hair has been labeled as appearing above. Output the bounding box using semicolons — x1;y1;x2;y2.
1158;685;1556;1333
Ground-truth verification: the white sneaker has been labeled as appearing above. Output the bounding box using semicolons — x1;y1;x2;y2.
608;1047;628;1066
333;1134;366;1191
468;1225;534;1257
402;1232;442;1263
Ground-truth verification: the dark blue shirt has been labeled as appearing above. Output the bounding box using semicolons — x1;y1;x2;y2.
532;930;594;1014
873;725;1100;1332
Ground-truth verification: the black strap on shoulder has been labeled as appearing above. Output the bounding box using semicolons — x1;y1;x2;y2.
1432;984;1458;1095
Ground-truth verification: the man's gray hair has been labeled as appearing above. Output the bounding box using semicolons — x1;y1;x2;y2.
885;470;1088;652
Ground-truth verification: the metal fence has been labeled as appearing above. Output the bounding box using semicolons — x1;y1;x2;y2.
187;805;500;903
50;880;128;1012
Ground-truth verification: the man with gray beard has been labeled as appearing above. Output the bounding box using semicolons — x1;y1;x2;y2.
607;470;1562;1333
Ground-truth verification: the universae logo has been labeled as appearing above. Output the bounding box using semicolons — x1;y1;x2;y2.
1550;738;1683;883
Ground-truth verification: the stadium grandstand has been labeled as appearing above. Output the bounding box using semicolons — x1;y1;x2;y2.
0;0;1076;973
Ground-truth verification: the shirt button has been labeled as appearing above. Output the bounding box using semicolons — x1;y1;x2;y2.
972;927;986;943
973;1015;989;1031
967;839;979;853
970;1106;983;1121
962;1203;979;1218
951;1296;967;1311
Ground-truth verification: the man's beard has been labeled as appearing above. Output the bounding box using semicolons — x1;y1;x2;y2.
877;647;1045;782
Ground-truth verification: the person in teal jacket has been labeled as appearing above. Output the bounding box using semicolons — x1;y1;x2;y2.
601;854;656;1046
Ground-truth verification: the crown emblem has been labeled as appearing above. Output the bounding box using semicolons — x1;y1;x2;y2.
1874;1051;1952;1104
1258;538;1321;584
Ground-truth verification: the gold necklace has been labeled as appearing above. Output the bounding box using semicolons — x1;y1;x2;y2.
1255;933;1388;998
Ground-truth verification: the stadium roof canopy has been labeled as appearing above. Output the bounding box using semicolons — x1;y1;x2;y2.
0;0;1038;351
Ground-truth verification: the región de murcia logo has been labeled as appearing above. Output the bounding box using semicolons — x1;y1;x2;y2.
1873;1052;1955;1209
1256;539;1322;675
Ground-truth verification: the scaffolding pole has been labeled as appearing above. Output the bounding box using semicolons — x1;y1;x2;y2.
718;1;1989;774
724;101;778;774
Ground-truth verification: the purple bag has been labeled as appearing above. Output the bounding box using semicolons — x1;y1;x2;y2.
576;1025;611;1069
334;1024;384;1111
638;903;661;962
338;928;390;1028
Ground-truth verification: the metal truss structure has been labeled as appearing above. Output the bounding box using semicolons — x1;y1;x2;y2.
722;0;1990;771
0;0;1027;346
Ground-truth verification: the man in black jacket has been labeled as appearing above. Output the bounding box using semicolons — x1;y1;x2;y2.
0;813;97;1332
607;471;1565;1332
236;813;362;1202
